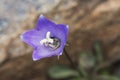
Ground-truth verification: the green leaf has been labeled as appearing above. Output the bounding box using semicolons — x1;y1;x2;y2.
70;77;89;80
79;51;95;69
99;68;110;75
98;75;120;80
69;77;84;80
93;41;103;64
48;65;79;79
78;51;95;77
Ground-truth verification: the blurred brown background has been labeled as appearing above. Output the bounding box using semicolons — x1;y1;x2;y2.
0;0;120;80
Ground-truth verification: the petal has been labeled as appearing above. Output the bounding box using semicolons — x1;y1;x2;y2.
56;24;69;37
51;24;69;50
32;46;63;61
20;29;46;48
36;15;56;30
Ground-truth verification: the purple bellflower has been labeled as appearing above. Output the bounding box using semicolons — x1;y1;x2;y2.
20;15;69;61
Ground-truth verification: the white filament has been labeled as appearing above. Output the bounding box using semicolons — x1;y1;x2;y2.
40;31;54;45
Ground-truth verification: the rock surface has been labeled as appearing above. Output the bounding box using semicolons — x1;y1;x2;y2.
0;0;60;63
0;0;120;80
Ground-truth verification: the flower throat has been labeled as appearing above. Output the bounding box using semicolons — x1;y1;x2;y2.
40;31;61;50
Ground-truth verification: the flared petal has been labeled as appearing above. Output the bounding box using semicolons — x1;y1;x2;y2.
57;24;69;36
36;15;56;30
50;24;69;55
20;29;45;48
32;46;62;61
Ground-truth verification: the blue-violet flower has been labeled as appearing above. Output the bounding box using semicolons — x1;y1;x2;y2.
20;15;69;61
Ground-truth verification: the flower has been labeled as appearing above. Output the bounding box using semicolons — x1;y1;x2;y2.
20;15;69;61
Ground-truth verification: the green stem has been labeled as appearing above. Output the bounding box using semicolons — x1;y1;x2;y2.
64;48;83;77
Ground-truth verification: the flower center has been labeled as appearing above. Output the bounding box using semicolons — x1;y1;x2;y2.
40;31;61;50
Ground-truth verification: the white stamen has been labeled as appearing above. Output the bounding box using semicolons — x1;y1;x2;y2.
40;39;47;45
46;31;50;39
46;31;54;43
40;31;54;45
